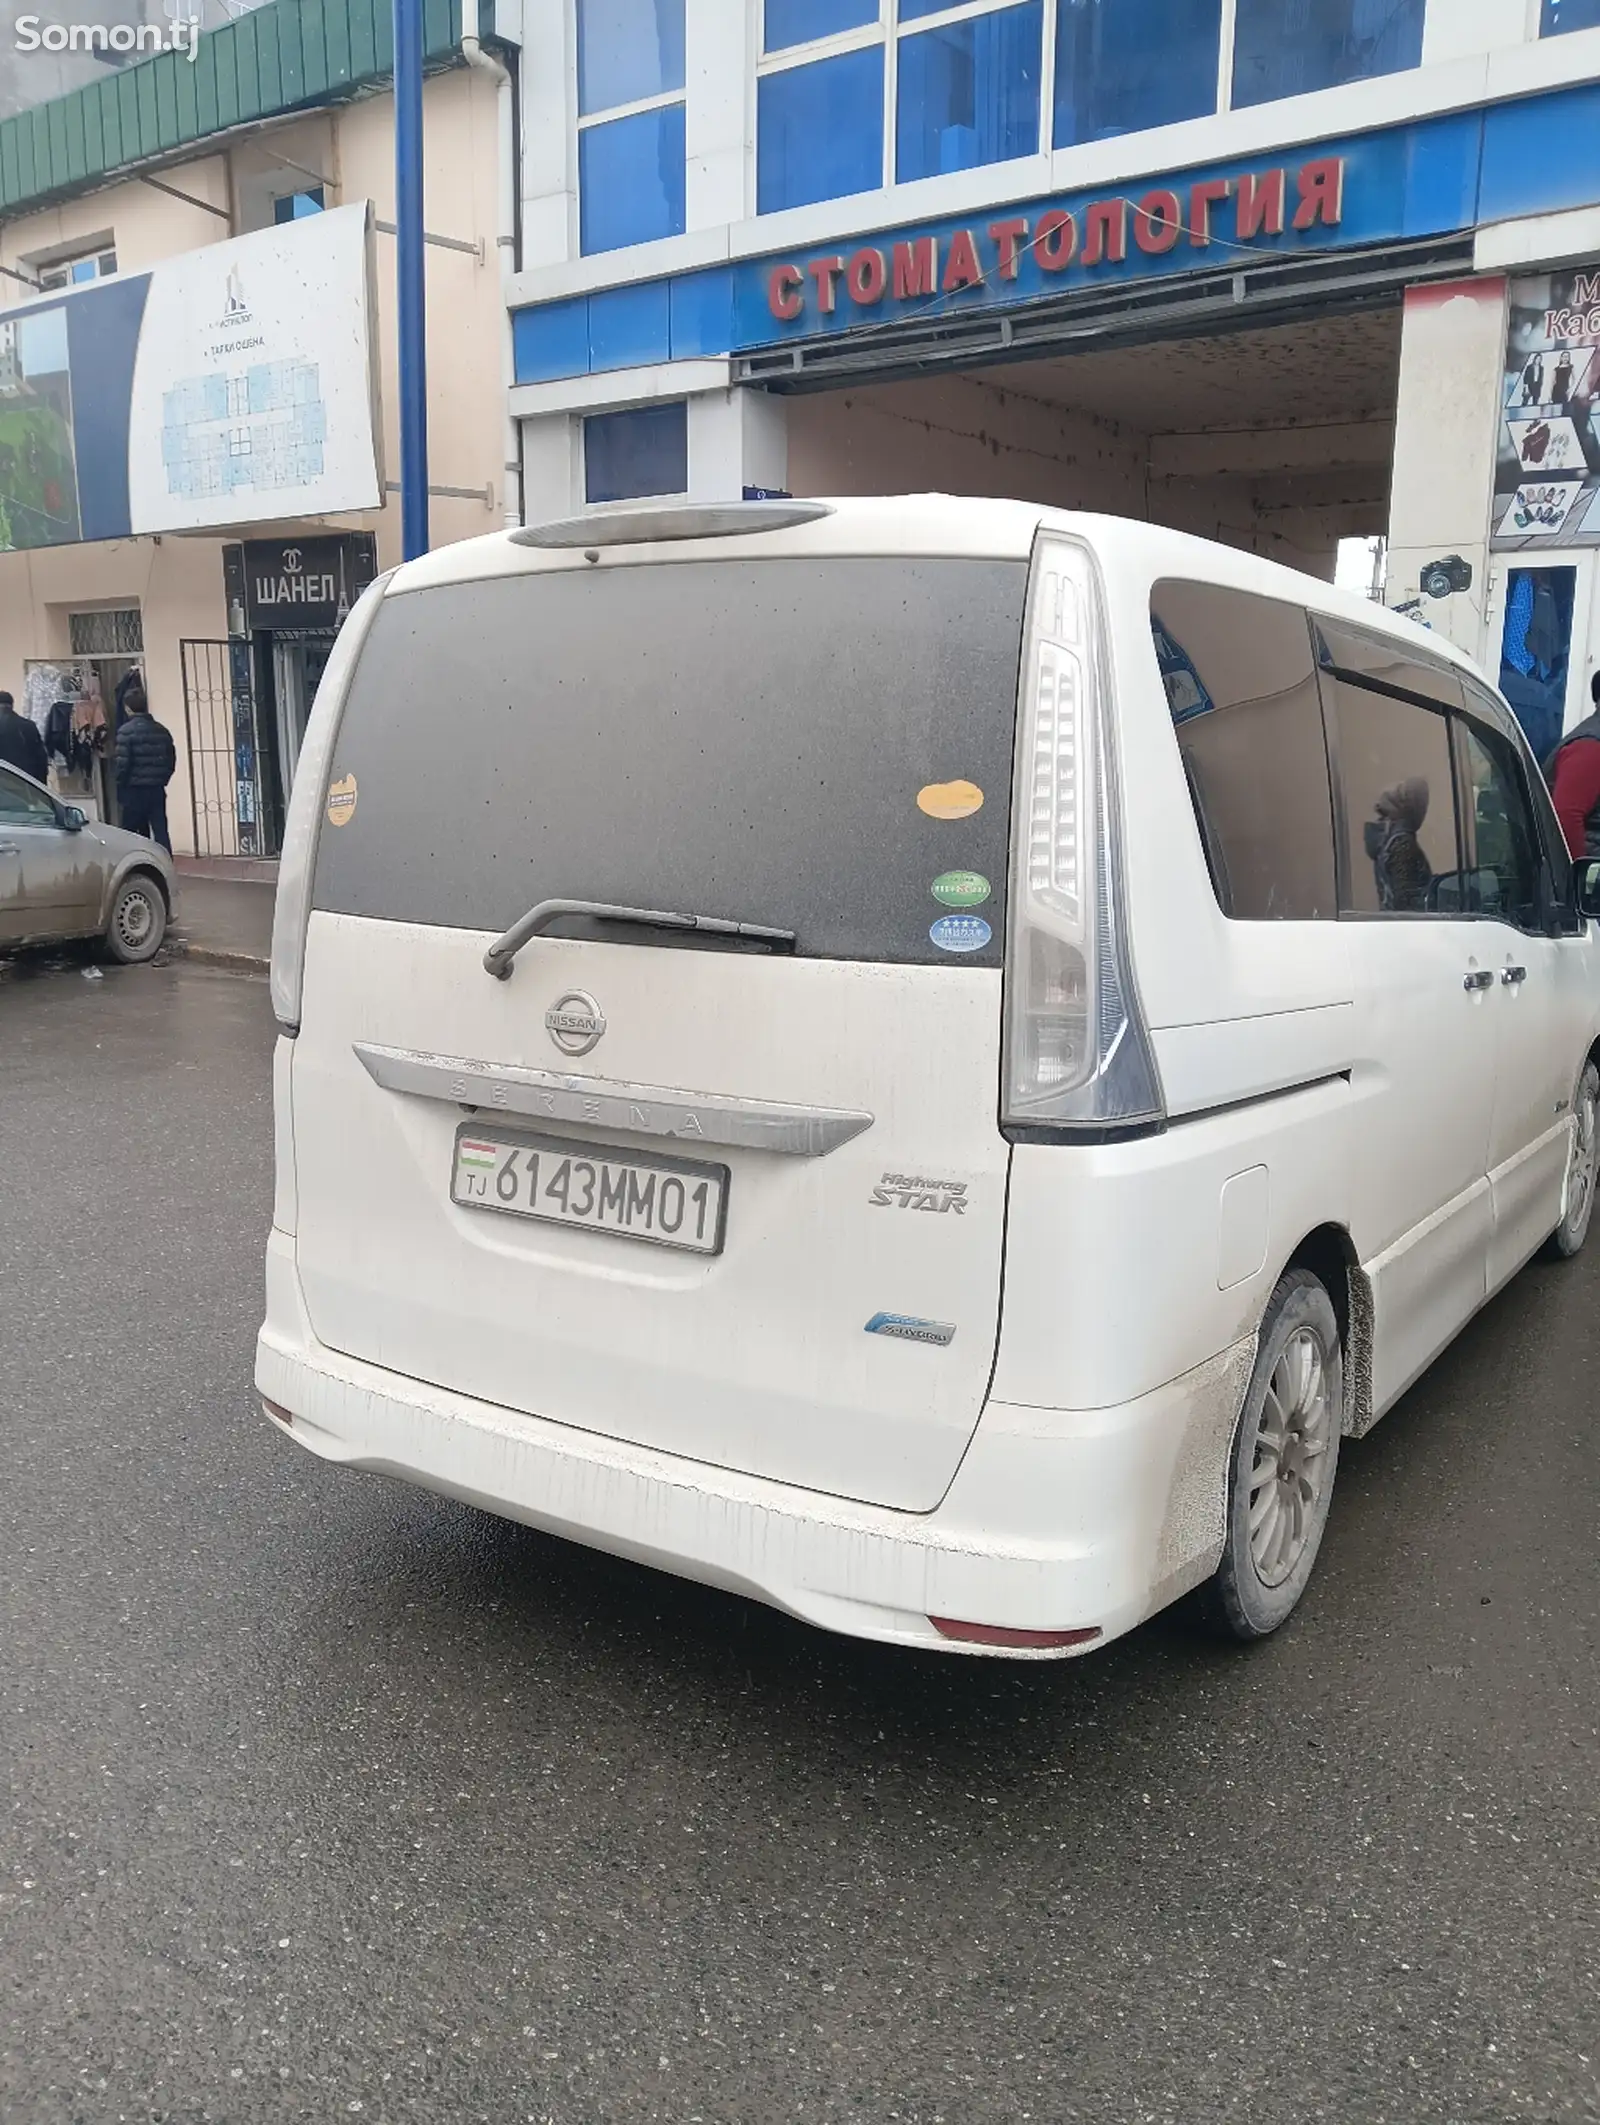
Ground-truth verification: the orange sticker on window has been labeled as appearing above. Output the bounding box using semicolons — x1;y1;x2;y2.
917;779;984;821
326;773;357;827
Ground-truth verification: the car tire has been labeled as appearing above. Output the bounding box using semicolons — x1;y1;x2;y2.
104;872;168;965
1541;1057;1600;1262
1198;1268;1344;1644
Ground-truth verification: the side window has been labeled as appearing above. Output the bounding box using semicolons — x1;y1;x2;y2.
1462;675;1574;919
1323;678;1460;915
1150;581;1336;921
0;767;58;826
1454;720;1542;929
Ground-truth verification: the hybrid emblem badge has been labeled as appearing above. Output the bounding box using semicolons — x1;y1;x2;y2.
544;991;607;1057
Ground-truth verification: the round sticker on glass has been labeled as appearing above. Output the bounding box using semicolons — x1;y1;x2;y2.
930;914;992;954
931;869;991;909
917;779;984;821
326;773;358;827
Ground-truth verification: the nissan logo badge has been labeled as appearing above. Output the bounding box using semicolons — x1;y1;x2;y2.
545;990;607;1057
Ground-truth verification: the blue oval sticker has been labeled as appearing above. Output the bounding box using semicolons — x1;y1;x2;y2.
930;914;992;954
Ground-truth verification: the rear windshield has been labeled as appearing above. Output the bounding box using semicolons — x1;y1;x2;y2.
312;556;1026;966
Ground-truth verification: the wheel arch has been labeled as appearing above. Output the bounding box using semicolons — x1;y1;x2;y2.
100;854;172;927
1281;1223;1375;1440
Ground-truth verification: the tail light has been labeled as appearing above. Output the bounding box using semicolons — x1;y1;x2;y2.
1002;532;1163;1135
269;570;394;1035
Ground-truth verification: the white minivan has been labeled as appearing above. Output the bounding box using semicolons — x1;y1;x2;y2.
257;497;1600;1657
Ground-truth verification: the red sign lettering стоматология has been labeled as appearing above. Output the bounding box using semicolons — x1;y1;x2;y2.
765;158;1346;323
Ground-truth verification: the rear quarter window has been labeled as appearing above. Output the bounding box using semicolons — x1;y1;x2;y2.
1150;580;1337;922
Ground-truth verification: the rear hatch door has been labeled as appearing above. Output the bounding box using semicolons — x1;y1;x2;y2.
291;543;1028;1512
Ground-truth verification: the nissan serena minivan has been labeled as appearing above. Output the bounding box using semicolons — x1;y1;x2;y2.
257;498;1600;1657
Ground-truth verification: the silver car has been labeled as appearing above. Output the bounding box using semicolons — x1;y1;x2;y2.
0;761;174;963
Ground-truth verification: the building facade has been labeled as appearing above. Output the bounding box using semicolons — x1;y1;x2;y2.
508;0;1600;759
0;0;517;858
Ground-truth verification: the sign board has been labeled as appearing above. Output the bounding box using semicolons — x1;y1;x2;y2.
1492;265;1600;549
513;109;1488;386
223;533;378;635
0;203;380;555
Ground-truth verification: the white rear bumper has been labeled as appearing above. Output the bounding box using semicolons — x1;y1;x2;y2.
256;1228;1251;1657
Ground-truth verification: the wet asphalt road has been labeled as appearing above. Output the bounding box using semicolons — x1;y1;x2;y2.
2;957;1597;2125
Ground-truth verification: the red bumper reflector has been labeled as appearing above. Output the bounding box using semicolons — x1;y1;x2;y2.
260;1396;293;1427
930;1617;1103;1650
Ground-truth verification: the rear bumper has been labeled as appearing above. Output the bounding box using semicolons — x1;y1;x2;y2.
256;1228;1252;1657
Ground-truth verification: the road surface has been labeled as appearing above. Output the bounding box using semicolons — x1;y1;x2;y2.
3;957;1596;2123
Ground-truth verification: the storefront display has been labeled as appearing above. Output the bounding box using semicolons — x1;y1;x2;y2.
1492;266;1600;549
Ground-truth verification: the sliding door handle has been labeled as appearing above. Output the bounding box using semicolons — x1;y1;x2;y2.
1502;965;1528;986
1464;969;1494;992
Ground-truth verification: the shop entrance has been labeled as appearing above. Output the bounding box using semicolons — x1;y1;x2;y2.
180;629;337;859
181;638;273;859
1494;554;1600;763
181;533;376;861
780;301;1402;584
269;635;333;791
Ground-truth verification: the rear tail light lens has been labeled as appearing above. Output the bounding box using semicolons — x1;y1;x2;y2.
1003;532;1162;1134
930;1617;1103;1651
269;570;394;1035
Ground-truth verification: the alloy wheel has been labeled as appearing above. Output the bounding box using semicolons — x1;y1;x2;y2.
1247;1327;1335;1589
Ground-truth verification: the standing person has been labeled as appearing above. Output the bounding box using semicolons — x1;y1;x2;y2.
0;689;48;780
114;686;177;853
1363;778;1434;912
1548;673;1600;860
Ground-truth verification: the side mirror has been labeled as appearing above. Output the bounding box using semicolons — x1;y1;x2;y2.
1574;860;1600;919
61;805;86;832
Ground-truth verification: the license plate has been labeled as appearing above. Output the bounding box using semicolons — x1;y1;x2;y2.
450;1127;729;1256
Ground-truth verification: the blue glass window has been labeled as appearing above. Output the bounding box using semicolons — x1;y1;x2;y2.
584;402;689;505
764;0;877;53
1543;0;1600;29
1054;0;1220;147
577;0;685;117
897;3;1042;184
1233;0;1423;107
580;104;687;255
758;46;885;213
274;187;326;222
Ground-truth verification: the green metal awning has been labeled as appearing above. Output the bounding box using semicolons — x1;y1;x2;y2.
0;0;505;219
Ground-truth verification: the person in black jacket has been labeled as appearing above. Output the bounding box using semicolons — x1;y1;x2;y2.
114;687;177;852
0;690;48;782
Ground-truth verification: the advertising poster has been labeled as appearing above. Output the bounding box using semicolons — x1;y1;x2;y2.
0;203;379;554
1492;264;1600;548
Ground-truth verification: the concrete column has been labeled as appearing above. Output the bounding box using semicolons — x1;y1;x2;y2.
688;389;789;500
1421;0;1535;66
685;0;751;230
1385;276;1509;663
520;0;575;268
519;412;581;521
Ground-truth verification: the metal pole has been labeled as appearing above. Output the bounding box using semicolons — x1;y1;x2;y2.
393;0;428;559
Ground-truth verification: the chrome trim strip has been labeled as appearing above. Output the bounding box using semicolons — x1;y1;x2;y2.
354;1042;874;1157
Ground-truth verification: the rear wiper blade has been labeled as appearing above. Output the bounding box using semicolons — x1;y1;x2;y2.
484;898;796;980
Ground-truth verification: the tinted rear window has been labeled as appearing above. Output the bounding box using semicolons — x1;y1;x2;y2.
313;556;1027;965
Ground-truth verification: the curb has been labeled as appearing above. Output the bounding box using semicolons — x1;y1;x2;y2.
168;937;270;977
